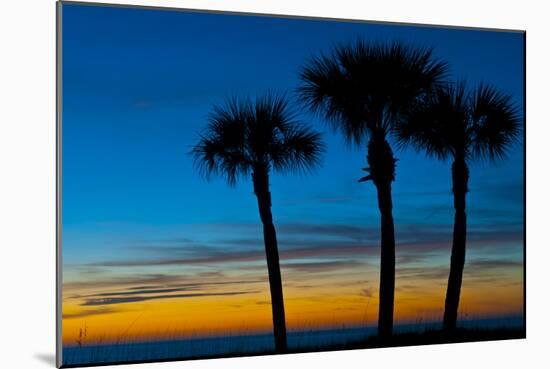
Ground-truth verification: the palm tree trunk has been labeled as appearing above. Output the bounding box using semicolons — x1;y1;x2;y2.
368;134;397;339
376;180;396;339
252;167;287;353
443;157;469;332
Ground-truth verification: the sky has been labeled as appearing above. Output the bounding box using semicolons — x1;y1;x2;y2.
61;3;525;346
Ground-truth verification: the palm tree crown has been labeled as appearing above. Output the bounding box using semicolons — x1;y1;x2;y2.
395;81;521;162
192;94;324;185
299;41;449;146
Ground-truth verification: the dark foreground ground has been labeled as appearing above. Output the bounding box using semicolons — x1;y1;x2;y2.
62;325;524;367
324;327;525;350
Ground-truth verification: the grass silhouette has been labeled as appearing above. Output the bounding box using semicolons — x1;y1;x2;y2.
62;316;523;366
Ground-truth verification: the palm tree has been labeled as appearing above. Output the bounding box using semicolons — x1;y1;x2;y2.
395;81;521;332
191;94;324;353
298;41;447;338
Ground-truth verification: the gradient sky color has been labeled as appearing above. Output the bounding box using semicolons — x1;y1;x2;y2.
61;3;524;346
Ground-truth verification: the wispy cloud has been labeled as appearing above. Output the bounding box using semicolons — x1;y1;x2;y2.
79;221;522;270
81;291;258;306
86;286;204;298
65;273;266;301
64;273;183;291
63;307;119;319
467;259;523;270
396;266;450;281
282;260;363;273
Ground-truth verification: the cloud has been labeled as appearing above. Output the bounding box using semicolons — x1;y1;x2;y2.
65;273;267;304
81;221;522;271
129;243;223;256
87;243;377;269
87;286;203;298
214;223;379;245
396;266;450;281
62;307;119;319
395;257;523;283
282;260;364;273
64;273;183;292
89;250;264;267
81;291;258;306
278;223;377;241
86;236;377;268
142;278;265;290
396;253;437;264
467;259;523;270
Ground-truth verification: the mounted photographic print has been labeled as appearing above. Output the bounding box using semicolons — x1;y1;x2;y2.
56;1;526;367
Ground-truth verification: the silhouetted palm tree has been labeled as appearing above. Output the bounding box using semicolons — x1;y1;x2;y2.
299;41;447;338
191;94;324;353
395;81;521;332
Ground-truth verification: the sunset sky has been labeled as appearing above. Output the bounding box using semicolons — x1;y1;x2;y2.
61;3;524;346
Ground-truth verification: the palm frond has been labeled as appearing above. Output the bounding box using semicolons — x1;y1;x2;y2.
470;84;522;161
272;123;325;174
298;40;449;146
190;97;251;186
395;80;521;164
297;52;367;145
250;93;325;174
191;94;325;184
394;81;467;161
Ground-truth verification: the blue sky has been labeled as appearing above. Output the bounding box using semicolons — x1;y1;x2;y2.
61;3;524;331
